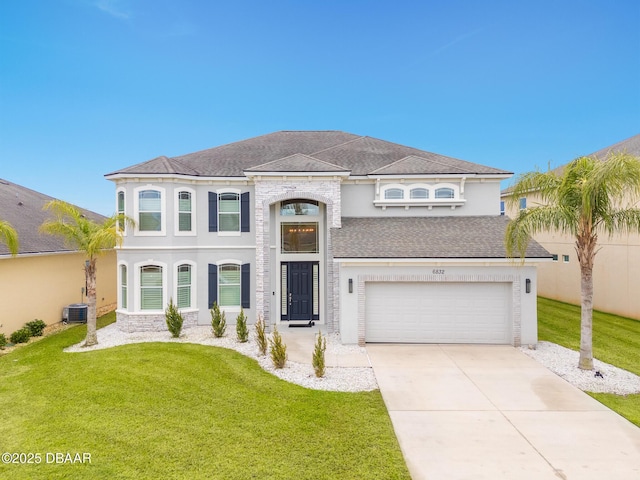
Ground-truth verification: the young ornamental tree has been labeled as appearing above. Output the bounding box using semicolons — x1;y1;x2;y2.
235;308;249;343
210;301;227;338
165;298;184;338
254;314;267;356
505;153;640;370
269;326;287;369
312;331;327;378
40;200;132;347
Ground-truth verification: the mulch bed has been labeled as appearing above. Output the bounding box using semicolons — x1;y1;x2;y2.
0;322;74;356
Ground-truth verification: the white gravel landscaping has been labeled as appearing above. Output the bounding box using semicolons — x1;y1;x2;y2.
64;324;378;392
65;325;640;395
519;341;640;395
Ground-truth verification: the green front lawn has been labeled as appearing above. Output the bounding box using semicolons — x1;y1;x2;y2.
538;297;640;427
0;313;410;479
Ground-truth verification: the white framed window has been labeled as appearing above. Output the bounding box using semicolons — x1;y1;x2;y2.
176;262;195;309
219;190;240;233
116;188;126;234
552;254;558;262
500;201;505;216
376;182;464;209
134;186;166;236
280;199;319;216
384;187;404;200
219;263;241;307
281;222;319;254
140;265;163;310
175;188;196;236
133;261;168;311
435;187;455;199
119;263;128;309
410;187;429;199
563;254;570;263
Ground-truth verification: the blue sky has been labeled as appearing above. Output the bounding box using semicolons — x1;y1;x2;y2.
1;0;639;215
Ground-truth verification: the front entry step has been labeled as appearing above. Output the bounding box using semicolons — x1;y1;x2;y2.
288;321;315;328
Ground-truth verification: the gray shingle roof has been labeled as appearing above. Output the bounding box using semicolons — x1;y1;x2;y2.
331;216;551;259
590;133;640;159
0;179;107;256
502;133;640;194
107;131;511;178
244;153;350;173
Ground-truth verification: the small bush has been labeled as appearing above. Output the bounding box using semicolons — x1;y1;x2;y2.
165;299;184;338
236;308;249;343
269;326;287;369
210;302;227;338
312;331;327;378
10;327;31;344
25;319;46;337
255;315;267;356
0;333;6;349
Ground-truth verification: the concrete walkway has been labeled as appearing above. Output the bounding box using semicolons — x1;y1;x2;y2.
367;344;640;480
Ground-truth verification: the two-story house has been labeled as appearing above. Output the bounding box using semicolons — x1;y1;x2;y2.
106;131;549;346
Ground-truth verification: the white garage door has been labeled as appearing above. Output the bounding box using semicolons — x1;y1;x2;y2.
365;282;512;344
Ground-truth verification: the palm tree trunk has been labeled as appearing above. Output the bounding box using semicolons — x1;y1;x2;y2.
576;228;596;371
578;262;594;370
83;258;98;347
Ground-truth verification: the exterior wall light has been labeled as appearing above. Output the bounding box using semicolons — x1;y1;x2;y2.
348;278;353;293
525;278;531;294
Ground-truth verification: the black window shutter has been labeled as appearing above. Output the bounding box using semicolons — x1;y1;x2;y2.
241;263;250;309
208;264;218;308
241;192;250;232
209;192;218;232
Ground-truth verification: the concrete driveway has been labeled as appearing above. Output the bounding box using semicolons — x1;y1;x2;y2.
367;344;640;480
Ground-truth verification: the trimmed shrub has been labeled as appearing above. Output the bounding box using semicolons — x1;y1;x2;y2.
10;327;31;344
0;333;6;349
25;319;46;337
210;302;227;338
235;308;249;343
255;314;267;356
269;326;287;369
165;299;184;338
312;331;327;378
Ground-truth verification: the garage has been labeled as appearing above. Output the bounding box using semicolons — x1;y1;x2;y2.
365;282;512;344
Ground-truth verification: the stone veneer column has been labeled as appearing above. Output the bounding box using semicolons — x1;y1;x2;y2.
252;177;342;331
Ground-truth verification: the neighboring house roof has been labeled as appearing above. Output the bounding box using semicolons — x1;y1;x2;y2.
502;133;640;194
331;216;551;259
0;179;107;256
590;133;640;159
107;131;511;178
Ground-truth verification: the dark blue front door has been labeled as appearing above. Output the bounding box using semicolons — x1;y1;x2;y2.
282;262;318;321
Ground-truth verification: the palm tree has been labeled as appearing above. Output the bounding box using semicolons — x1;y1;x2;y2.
505;152;640;370
0;220;19;256
40;200;132;347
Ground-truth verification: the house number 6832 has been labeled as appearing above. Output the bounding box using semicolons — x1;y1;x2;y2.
432;269;445;275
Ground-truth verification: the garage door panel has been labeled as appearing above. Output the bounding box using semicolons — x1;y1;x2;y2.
365;282;511;344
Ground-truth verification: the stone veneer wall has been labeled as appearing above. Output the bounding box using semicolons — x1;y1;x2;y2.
253;178;342;332
116;310;199;333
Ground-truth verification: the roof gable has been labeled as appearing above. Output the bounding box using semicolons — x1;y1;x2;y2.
369;155;472;175
244;153;350;173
